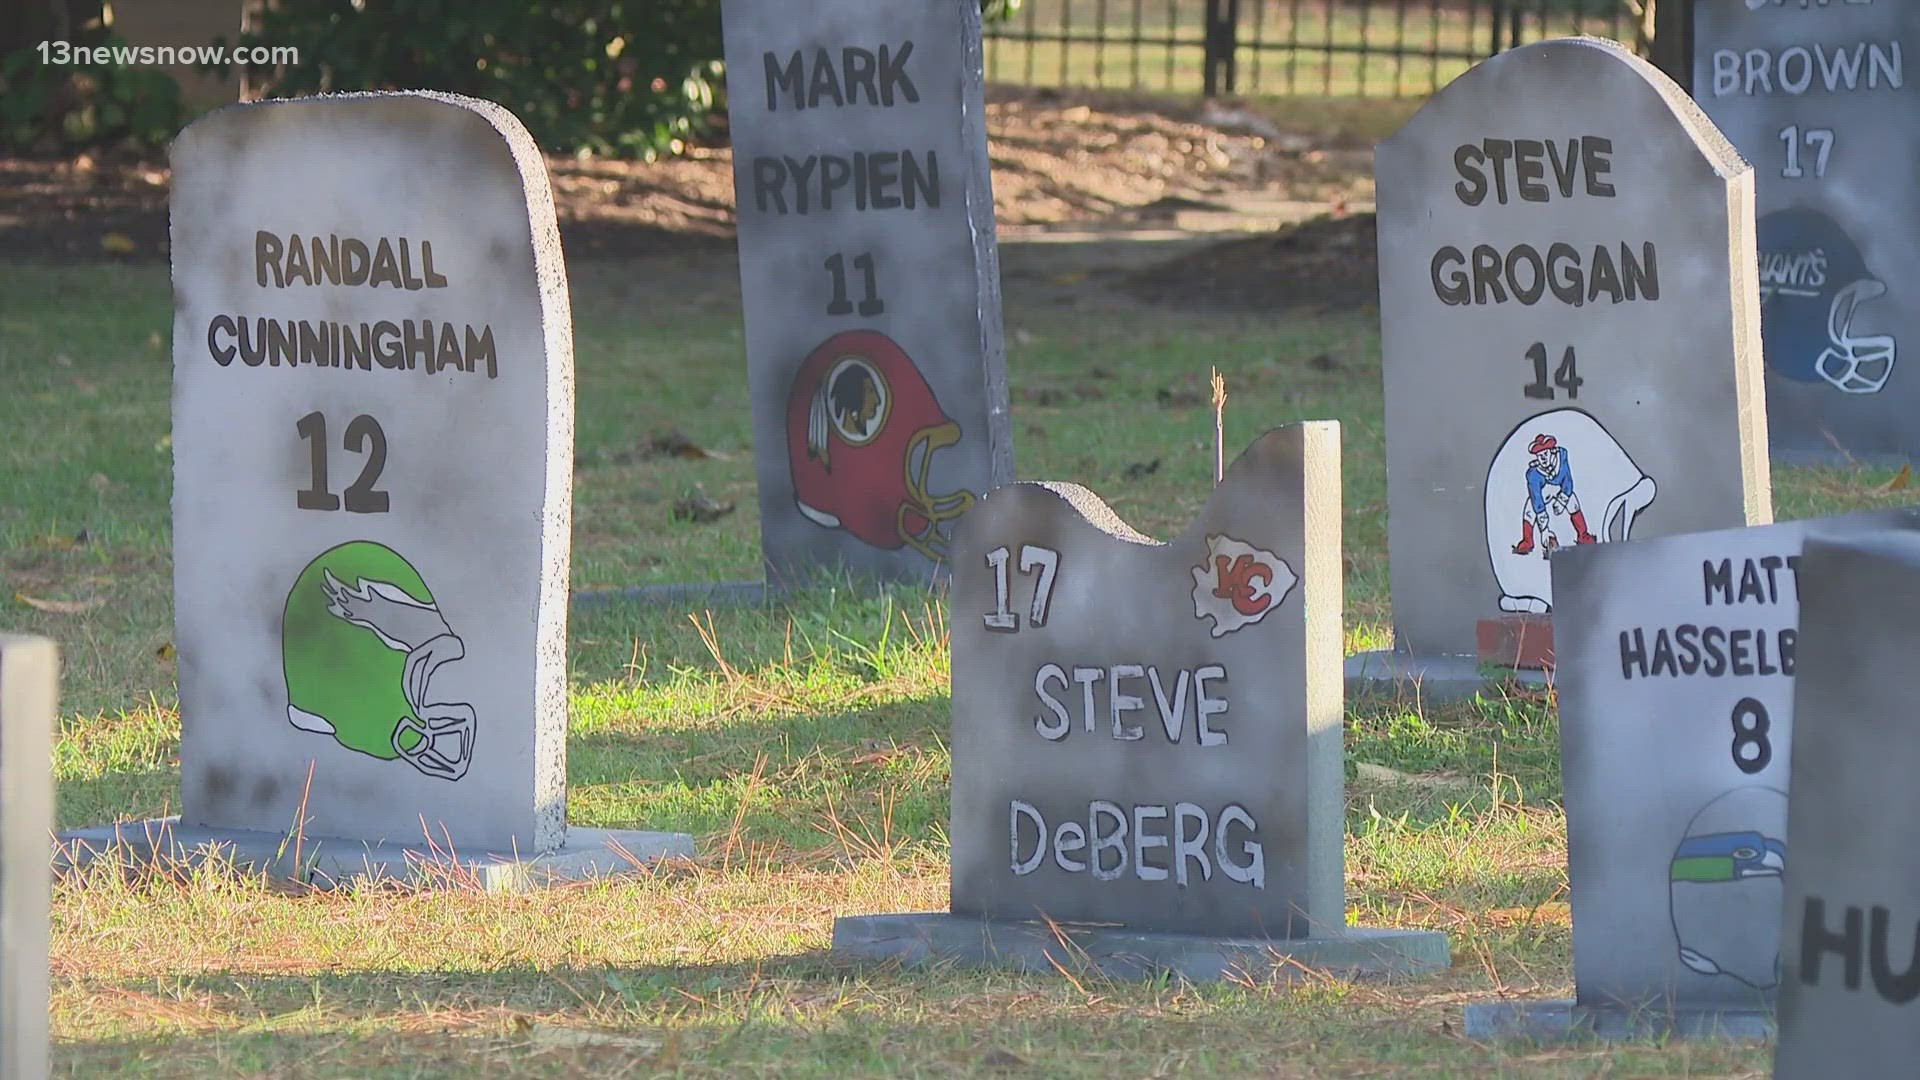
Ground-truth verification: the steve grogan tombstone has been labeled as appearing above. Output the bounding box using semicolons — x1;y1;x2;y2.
719;0;1015;589
0;635;53;1080
1354;37;1772;699
1695;0;1920;462
60;93;692;889
1461;507;1920;1040
833;426;1448;980
1773;532;1920;1076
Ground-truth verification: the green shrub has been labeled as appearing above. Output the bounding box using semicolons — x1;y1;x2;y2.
0;36;184;149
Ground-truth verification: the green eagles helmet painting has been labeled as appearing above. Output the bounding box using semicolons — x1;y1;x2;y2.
280;541;476;781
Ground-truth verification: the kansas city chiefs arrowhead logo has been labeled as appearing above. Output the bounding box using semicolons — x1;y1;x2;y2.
1190;534;1297;637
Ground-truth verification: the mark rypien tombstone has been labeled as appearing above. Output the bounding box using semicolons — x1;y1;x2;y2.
0;635;53;1080
1694;0;1920;461
834;427;1447;978
1365;37;1771;690
720;0;1014;588
1775;532;1920;1077
1463;508;1920;1040
63;92;691;886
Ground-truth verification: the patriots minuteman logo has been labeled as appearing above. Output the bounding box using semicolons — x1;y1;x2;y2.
280;541;476;781
1191;534;1296;637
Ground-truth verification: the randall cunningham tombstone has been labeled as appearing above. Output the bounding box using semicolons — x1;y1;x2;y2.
1463;507;1920;1040
1773;531;1920;1077
1695;0;1920;461
60;92;692;889
0;635;53;1080
1356;36;1772;699
720;0;1015;589
834;426;1448;980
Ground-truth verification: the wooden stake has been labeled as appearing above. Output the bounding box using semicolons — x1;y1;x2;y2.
1211;367;1227;484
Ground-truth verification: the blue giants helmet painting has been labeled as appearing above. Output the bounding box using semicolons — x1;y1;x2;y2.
1757;207;1897;395
1668;787;1788;989
786;329;978;563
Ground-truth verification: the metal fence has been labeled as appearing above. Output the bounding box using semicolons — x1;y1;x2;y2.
984;0;1655;96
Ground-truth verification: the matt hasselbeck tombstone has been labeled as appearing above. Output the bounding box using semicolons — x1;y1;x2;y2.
1695;0;1920;462
0;635;53;1080
59;93;691;890
1772;531;1920;1076
1356;36;1772;700
720;0;1015;589
834;425;1448;980
1462;507;1920;1041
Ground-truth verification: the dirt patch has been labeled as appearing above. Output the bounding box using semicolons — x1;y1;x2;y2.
0;88;1372;265
1118;212;1380;314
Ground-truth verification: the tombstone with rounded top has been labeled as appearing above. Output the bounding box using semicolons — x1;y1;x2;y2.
1355;36;1773;699
1694;0;1920;462
59;92;692;889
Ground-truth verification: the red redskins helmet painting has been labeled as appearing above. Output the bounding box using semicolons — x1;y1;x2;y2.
786;329;977;563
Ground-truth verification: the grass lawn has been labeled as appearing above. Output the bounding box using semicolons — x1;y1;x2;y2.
0;250;1902;1077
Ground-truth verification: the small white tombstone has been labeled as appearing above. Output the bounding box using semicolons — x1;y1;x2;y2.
1357;37;1772;699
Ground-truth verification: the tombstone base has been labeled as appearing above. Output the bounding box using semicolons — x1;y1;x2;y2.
1475;616;1554;670
1345;649;1550;703
1462;999;1774;1041
831;913;1449;982
55;817;695;893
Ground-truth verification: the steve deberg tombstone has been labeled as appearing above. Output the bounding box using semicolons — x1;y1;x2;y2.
833;426;1449;980
1773;531;1920;1077
720;0;1015;589
1695;0;1920;462
1460;507;1920;1040
0;635;53;1080
1357;37;1772;698
60;92;692;889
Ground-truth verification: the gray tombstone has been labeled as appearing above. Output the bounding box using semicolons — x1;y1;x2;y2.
1463;507;1920;1041
1694;0;1920;462
720;0;1015;589
1774;531;1920;1077
834;426;1448;979
0;635;53;1080
1360;37;1772;699
61;93;691;889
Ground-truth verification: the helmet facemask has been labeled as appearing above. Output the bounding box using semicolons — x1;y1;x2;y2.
1817;279;1896;394
898;420;976;562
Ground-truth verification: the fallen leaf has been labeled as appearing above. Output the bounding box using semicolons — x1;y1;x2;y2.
155;642;176;661
100;233;136;254
1122;458;1162;480
650;431;729;460
1882;463;1912;492
17;593;107;615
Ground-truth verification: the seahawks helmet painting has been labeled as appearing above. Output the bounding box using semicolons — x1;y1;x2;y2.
1757;207;1897;395
280;541;475;781
1668;786;1787;989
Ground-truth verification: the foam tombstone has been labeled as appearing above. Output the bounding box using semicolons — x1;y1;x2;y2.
720;0;1015;588
834;425;1448;979
0;635;53;1080
1363;37;1771;695
1463;508;1920;1041
64;92;691;888
1694;0;1920;461
1774;532;1920;1077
